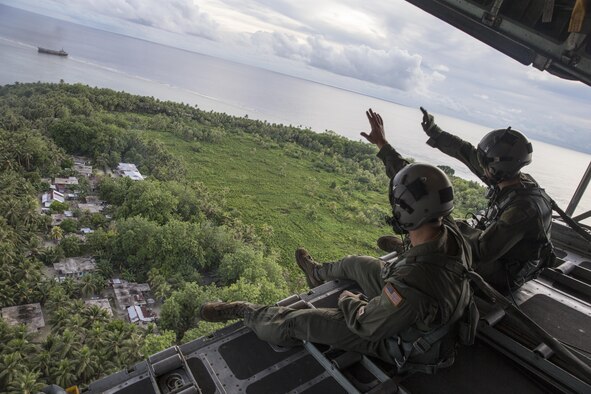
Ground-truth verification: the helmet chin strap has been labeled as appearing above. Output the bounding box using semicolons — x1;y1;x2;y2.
386;211;409;235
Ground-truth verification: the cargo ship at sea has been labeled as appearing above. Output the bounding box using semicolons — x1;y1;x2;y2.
37;47;68;56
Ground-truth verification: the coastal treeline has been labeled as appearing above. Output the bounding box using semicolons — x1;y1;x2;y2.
0;82;486;391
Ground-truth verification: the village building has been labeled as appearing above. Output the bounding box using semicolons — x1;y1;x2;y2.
53;177;79;193
117;163;144;181
84;298;113;316
53;257;96;280
74;163;93;178
112;280;151;310
41;190;65;208
126;305;155;324
65;192;79;200
85;195;102;204
77;203;103;214
1;303;45;333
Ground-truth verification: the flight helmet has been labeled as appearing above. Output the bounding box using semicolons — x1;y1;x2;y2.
476;128;532;182
389;163;454;232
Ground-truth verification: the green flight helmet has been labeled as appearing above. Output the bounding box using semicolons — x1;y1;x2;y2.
477;127;532;182
390;163;454;231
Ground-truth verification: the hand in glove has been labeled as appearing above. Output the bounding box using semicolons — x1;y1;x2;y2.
420;107;440;137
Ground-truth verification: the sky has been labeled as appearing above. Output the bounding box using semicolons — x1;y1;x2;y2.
3;0;591;153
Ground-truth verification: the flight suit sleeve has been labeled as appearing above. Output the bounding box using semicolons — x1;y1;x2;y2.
473;200;539;264
337;282;430;341
426;129;489;184
376;144;410;180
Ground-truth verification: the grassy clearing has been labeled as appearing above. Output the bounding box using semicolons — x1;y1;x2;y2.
142;130;392;282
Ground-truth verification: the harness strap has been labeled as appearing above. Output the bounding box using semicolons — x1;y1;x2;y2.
401;355;455;375
389;223;474;372
390;262;472;371
417;280;470;352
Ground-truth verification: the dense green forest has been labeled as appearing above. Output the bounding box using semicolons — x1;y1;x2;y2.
0;82;486;391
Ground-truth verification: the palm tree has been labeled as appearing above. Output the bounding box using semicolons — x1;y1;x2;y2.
82;305;110;328
21;149;33;172
0;352;24;387
67;314;86;332
35;348;54;378
49;307;70;330
92;274;107;293
50;226;64;243
106;329;128;365
85;330;109;368
0;280;17;308
15;280;35;304
62;277;80;298
36;278;54;303
70;299;86;315
5;337;37;355
74;345;99;383
154;281;171;301
45;285;70;313
44;333;62;355
121;332;144;365
11;323;30;342
0;318;11;344
52;359;76;389
6;368;44;394
38;247;62;265
80;274;98;298
0;224;19;265
19;259;42;283
57;328;79;359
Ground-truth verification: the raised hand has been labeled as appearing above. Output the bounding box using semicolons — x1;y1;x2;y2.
361;108;388;149
420;107;438;137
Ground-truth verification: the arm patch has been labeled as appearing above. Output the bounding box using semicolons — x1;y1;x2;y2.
357;306;365;317
384;283;404;306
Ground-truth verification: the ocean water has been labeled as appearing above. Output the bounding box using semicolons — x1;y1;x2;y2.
0;5;589;218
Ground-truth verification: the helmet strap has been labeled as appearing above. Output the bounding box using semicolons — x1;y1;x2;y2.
386;212;408;235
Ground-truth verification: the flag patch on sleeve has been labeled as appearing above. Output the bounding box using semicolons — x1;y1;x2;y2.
384;283;403;306
357;306;365;317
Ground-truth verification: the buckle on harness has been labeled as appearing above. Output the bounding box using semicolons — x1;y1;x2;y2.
412;337;431;354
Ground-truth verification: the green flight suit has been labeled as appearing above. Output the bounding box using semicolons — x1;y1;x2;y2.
244;221;468;365
244;136;470;365
423;130;553;290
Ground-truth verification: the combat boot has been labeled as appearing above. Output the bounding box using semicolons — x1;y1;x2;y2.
377;236;405;254
295;248;323;288
199;301;257;322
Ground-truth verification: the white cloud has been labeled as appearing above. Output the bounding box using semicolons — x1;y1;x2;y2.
433;64;450;72
48;0;220;40
251;31;310;60
2;0;590;151
248;31;445;91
